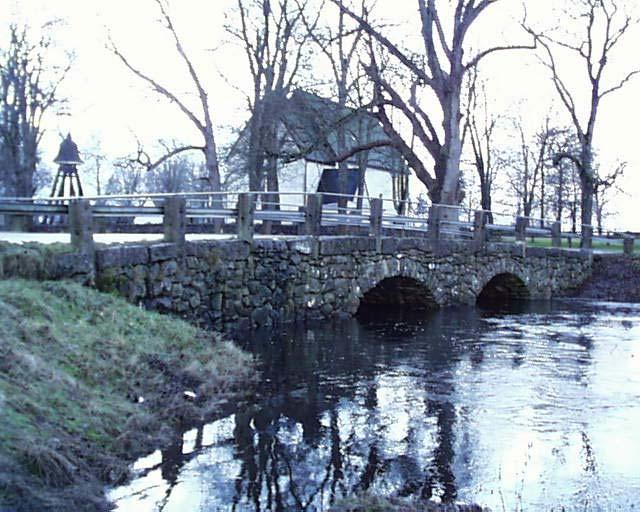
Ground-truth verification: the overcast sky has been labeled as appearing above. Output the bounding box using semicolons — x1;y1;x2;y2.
3;0;640;230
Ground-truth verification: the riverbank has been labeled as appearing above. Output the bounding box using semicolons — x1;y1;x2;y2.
0;280;256;511
578;254;640;302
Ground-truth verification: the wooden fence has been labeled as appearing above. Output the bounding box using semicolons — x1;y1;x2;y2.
0;191;635;255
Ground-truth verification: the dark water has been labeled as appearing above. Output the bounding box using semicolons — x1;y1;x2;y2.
110;301;640;511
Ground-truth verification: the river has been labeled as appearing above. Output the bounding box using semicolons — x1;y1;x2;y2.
109;300;640;511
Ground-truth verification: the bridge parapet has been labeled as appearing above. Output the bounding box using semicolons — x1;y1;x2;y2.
0;236;592;330
85;237;591;329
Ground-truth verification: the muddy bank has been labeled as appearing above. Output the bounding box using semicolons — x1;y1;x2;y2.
578;254;640;302
0;280;256;512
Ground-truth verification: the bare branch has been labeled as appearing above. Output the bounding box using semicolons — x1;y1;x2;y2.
109;38;205;133
600;68;640;97
132;144;205;173
553;151;583;173
278;138;391;164
329;0;433;84
464;41;536;71
154;0;214;134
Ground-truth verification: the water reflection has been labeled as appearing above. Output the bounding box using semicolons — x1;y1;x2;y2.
109;301;640;511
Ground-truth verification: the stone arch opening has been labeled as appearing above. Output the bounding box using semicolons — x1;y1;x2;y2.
476;273;530;306
357;276;438;315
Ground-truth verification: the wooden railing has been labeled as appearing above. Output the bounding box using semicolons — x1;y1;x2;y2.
0;191;635;256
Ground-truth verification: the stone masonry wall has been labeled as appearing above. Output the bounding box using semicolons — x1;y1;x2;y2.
91;237;593;331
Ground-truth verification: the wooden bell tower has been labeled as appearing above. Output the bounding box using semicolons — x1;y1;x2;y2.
50;133;84;198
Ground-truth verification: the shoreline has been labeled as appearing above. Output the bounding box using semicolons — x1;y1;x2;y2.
577;254;640;302
0;279;257;511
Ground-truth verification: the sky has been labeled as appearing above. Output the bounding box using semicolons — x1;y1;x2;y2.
2;0;640;230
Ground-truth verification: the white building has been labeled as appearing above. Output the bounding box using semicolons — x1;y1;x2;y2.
228;90;410;213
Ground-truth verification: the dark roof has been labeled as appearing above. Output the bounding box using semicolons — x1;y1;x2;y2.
230;90;408;175
54;133;83;165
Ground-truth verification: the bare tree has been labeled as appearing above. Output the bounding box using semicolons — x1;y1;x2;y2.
0;23;70;199
506;117;562;224
144;152;200;194
593;161;625;234
528;0;640;245
300;0;375;208
106;159;145;196
230;0;316;203
109;0;221;193
463;69;503;220
334;0;535;205
540;125;578;224
82;137;108;196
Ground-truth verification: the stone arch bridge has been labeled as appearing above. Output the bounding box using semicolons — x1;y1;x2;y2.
89;236;592;330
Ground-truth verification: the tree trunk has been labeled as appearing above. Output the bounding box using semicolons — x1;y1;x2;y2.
595;198;603;235
480;181;493;224
523;201;533;219
540;165;545;228
579;146;594;236
204;146;220;191
336;78;349;213
247;99;266;192
430;153;448;204
440;86;463;208
355;120;371;212
203;140;222;232
556;163;564;222
356;159;367;211
265;157;279;206
12;152;35;231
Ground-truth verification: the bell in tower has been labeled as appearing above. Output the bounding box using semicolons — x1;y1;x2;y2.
50;133;84;198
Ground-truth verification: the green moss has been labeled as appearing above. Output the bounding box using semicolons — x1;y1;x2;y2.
0;279;256;511
0;241;73;258
94;267;129;293
0;242;74;279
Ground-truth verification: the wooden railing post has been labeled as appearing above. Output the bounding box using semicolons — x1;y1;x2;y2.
428;205;442;240
581;225;593;250
624;235;634;256
551;221;561;248
68;199;95;255
304;193;323;236
515;216;527;242
236;193;254;243
370;197;383;251
473;210;487;248
163;196;186;245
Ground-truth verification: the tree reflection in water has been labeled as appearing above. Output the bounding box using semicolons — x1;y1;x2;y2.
109;301;640;512
226;308;480;509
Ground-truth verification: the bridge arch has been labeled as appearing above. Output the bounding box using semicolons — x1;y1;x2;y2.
357;276;439;314
350;258;442;315
474;266;532;305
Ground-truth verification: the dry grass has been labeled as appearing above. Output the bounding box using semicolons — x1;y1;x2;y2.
0;279;256;511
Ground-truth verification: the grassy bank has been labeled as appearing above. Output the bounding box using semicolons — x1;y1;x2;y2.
497;235;637;253
0;280;256;511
